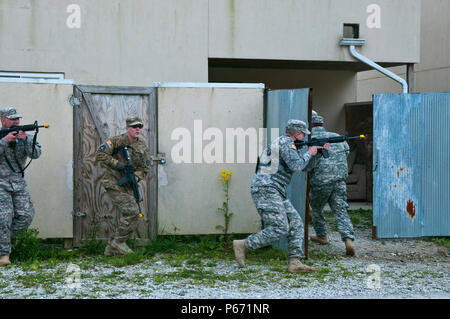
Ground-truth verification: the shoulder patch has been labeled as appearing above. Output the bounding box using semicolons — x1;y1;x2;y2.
291;143;297;150
106;140;113;149
97;144;107;152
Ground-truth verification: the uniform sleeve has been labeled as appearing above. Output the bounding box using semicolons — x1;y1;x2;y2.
95;137;120;169
280;139;312;172
0;138;8;156
135;144;151;182
303;153;322;172
24;134;42;159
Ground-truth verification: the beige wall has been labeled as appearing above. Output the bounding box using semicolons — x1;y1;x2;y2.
0;0;209;85
157;86;264;235
210;68;357;134
0;83;73;238
209;0;420;63
357;0;450;100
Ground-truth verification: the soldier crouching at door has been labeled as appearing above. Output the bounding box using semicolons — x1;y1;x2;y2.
95;117;150;256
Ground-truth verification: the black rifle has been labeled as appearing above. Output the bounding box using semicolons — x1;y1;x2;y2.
0;121;49;139
117;146;143;219
294;134;366;158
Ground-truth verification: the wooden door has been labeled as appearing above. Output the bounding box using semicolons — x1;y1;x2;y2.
72;86;157;246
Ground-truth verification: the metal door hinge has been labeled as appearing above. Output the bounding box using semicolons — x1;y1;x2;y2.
72;210;86;217
69;95;82;107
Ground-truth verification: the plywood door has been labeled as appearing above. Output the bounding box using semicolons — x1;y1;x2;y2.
73;87;157;245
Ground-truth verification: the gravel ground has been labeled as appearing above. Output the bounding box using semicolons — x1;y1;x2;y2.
0;227;449;299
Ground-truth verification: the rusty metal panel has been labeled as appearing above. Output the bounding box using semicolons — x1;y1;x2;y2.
266;89;309;252
373;93;450;238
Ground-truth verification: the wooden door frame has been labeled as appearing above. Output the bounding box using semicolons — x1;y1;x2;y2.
72;85;158;247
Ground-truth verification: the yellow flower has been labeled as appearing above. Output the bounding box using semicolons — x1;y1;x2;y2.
228;171;233;176
219;177;223;180
220;169;226;174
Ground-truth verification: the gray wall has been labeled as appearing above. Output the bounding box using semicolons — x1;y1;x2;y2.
357;0;449;100
0;0;209;85
0;0;420;86
209;0;420;63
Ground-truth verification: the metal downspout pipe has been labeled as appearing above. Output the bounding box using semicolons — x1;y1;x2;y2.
340;38;408;94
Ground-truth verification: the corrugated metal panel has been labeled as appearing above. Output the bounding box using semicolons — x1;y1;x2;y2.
266;89;309;252
373;93;450;238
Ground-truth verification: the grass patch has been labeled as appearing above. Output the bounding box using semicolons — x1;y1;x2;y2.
323;208;372;231
426;237;450;250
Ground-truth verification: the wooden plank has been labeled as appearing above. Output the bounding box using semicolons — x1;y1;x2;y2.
72;86;84;247
79;93;151;241
76;85;154;95
147;89;158;240
82;93;109;143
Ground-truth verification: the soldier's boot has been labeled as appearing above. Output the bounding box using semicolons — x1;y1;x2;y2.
344;238;355;256
233;239;247;268
0;255;11;266
310;235;329;245
110;239;134;255
287;257;317;273
104;244;116;257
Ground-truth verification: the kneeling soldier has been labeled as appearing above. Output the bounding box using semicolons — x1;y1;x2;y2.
233;119;329;273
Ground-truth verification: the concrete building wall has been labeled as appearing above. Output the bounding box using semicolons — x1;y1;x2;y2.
210;68;357;134
0;83;73;238
0;0;420;87
0;0;209;85
209;0;420;63
357;0;450;101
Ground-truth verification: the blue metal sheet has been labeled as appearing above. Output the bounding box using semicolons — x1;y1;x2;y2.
373;93;450;238
265;88;310;252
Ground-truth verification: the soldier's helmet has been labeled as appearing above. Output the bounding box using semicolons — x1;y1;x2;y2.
126;116;143;127
286;119;310;135
0;107;22;119
311;109;324;124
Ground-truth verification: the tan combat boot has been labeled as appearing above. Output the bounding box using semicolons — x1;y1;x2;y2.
288;257;317;273
310;235;329;245
110;239;134;255
233;239;247;268
0;255;11;266
104;244;116;257
345;238;355;256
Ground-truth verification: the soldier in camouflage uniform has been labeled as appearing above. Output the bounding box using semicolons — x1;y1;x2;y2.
233;119;329;273
0;108;42;266
307;110;355;256
95;117;151;256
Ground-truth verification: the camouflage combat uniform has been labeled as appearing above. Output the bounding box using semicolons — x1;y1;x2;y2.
0;111;42;256
246;127;320;259
308;116;355;241
95;132;150;244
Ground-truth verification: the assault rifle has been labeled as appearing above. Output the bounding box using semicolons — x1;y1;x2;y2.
117;146;144;219
0;121;49;139
294;134;366;158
